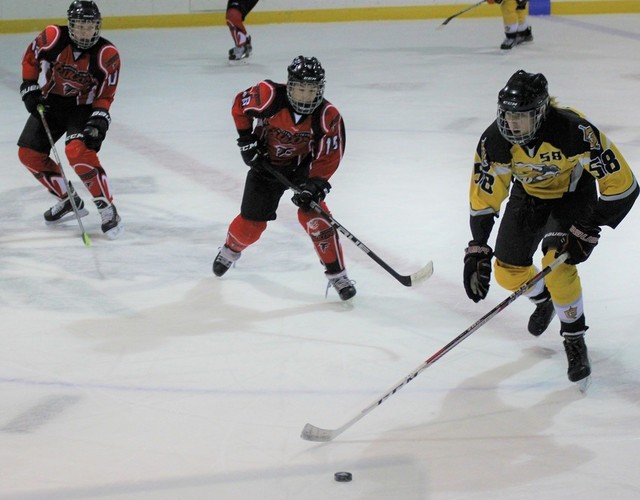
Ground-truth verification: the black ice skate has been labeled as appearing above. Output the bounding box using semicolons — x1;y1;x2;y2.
95;198;123;239
528;288;555;336
213;245;241;277
326;270;357;301
228;36;252;64
563;334;591;383
500;32;518;50
44;184;89;225
517;26;533;44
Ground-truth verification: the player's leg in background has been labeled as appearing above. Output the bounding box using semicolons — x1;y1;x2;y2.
499;0;520;49
226;0;259;62
515;0;533;44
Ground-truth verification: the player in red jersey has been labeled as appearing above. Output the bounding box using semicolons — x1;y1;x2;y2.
226;0;259;64
213;55;356;301
17;0;122;239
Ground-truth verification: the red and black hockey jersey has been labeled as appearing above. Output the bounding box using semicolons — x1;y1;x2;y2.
22;25;120;111
232;79;345;181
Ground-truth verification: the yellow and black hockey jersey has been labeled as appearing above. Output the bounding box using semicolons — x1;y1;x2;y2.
469;105;638;243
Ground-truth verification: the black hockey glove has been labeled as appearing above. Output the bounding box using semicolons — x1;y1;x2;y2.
558;222;600;265
291;178;331;212
237;133;266;170
20;80;44;116
83;109;111;152
516;0;528;9
463;241;493;303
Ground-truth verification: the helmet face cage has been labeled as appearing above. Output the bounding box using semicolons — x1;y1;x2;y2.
496;70;549;145
497;104;548;145
286;56;326;114
67;1;102;49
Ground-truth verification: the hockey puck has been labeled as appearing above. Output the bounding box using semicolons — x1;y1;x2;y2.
334;471;352;482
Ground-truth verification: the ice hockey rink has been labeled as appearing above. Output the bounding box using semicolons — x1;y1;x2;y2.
1;12;639;500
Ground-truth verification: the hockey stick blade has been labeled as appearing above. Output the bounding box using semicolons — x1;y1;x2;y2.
409;260;433;285
437;0;487;28
301;423;338;442
393;260;434;287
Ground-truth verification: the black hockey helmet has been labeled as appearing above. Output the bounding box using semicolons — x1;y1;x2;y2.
286;56;326;114
67;1;102;49
497;69;549;145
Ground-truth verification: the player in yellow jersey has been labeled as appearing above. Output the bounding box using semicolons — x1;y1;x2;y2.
487;0;533;50
463;69;638;384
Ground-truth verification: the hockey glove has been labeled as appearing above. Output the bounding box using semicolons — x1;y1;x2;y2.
558;223;600;265
83;109;111;152
20;80;44;117
291;178;331;212
463;241;493;303
516;0;528;9
237;133;266;170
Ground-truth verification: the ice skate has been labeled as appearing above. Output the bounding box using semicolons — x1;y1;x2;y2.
228;36;252;64
500;32;518;50
517;26;533;44
528;288;555;336
44;184;88;225
95;198;122;239
563;334;591;383
326;270;357;301
213;245;241;277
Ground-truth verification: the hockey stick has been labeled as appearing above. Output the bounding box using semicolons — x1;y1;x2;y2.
37;105;91;247
301;252;569;441
437;0;487;29
259;161;433;287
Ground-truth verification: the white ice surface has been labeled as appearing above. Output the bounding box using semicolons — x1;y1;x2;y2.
1;14;639;500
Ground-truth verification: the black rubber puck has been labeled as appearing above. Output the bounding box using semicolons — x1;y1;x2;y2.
334;471;352;482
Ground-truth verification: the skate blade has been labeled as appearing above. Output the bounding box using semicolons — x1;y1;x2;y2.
103;223;124;240
576;376;591;394
228;57;251;66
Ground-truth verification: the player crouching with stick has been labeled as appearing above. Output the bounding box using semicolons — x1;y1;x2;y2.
463;70;638;385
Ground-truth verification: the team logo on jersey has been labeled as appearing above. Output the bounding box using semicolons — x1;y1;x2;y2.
268;127;311;144
274;145;296;158
63;82;82;96
54;62;95;95
513;163;561;184
563;306;579;320
579;124;601;151
266;127;312;159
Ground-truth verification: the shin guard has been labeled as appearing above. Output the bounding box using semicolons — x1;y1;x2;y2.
226;215;267;252
298;209;344;270
18;147;67;198
65;139;113;201
226;8;248;47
